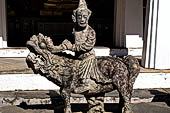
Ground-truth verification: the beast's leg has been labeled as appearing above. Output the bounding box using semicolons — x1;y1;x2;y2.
61;89;72;113
113;76;133;113
119;91;132;113
119;73;136;113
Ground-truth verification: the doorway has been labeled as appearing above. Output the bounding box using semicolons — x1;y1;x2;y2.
7;0;114;47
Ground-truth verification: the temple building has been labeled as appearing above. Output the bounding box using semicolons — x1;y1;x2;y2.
0;0;169;69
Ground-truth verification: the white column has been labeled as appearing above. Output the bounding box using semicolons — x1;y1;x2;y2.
0;0;7;48
142;0;170;69
113;0;126;48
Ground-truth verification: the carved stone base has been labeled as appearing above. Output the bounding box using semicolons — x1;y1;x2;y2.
86;95;105;113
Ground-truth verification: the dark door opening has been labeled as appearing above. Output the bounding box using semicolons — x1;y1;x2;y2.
7;0;114;47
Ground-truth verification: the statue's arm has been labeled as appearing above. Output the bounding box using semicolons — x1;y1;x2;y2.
49;29;96;53
49;45;65;54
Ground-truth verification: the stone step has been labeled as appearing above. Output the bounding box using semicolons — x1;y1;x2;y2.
0;47;110;58
0;73;170;91
1;57;170;74
1;70;170;91
0;89;170;107
1;57;170;91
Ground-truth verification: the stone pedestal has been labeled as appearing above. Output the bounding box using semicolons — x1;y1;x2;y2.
142;0;170;69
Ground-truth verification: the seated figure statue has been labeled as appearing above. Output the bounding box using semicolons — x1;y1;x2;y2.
48;0;110;94
26;0;140;113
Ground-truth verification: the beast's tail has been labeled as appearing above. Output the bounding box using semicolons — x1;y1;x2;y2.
123;55;140;85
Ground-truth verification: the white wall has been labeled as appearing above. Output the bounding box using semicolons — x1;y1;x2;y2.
142;0;170;69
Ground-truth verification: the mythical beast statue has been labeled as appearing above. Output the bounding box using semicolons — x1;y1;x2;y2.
26;33;140;113
26;0;140;113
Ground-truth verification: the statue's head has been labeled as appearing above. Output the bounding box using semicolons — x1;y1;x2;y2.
72;0;91;27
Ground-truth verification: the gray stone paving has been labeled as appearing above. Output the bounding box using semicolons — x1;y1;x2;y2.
0;89;169;113
0;102;170;113
0;89;170;106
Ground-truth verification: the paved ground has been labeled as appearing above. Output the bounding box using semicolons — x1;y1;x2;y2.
0;89;169;113
0;102;170;113
0;89;170;106
0;105;53;113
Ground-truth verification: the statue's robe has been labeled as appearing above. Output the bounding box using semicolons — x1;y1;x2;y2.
71;25;108;83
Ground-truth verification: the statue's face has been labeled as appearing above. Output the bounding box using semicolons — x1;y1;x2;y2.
76;9;89;27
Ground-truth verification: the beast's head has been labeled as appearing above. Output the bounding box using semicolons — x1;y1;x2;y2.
37;34;54;51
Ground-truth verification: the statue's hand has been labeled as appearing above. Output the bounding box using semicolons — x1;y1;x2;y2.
46;39;72;53
62;39;73;50
51;46;62;53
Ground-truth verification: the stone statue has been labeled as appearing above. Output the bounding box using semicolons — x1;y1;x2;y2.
26;0;140;113
48;0;109;94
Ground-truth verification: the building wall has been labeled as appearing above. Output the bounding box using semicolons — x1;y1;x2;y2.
125;0;143;49
113;0;143;49
0;0;7;48
1;0;143;50
0;0;3;37
125;0;143;37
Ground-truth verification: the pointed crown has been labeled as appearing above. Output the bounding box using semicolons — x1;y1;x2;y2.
78;0;88;9
73;0;91;15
